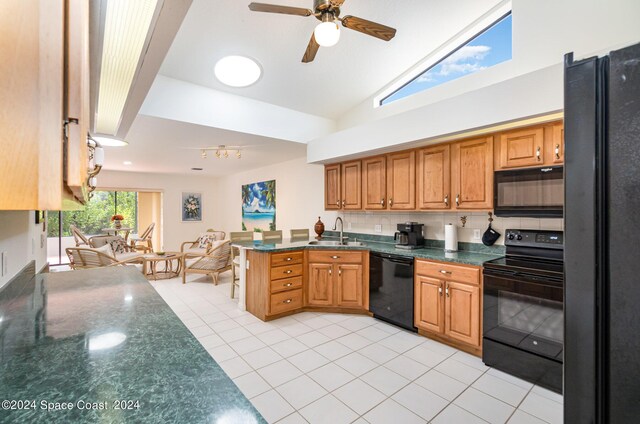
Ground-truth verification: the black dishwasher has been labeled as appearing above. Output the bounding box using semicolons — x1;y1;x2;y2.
369;252;416;332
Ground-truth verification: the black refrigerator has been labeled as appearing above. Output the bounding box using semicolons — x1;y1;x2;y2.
564;41;640;423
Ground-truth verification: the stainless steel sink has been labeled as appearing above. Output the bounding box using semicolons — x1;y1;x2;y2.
308;240;367;247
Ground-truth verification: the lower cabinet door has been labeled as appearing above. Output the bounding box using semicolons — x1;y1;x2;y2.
445;281;480;347
336;264;363;308
415;276;444;333
307;263;334;306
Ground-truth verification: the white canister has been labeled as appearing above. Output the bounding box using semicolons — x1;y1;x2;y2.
444;223;458;252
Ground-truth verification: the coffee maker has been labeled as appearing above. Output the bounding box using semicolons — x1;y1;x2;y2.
394;222;425;250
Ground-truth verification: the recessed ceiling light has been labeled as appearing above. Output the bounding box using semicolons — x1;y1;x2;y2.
123;161;133;165
214;56;262;87
91;134;129;147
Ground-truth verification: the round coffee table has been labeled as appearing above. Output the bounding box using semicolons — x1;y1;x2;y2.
142;252;184;280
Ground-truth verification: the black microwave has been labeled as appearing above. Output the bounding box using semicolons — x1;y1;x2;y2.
494;166;563;218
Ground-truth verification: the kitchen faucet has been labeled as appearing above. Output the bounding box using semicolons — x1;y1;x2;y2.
333;217;344;243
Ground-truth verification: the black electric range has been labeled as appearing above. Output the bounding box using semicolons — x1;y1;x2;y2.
482;229;564;394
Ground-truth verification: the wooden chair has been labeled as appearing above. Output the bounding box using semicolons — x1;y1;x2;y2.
66;247;142;270
181;230;226;254
88;235;143;262
182;240;232;285
129;223;155;253
229;231;253;298
290;228;310;241
262;230;283;242
70;224;91;247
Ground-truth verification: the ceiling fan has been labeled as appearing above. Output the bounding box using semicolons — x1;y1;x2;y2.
248;0;397;63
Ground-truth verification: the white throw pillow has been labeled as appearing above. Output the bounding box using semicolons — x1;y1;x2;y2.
92;244;114;257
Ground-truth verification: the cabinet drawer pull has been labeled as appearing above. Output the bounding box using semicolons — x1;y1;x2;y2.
331;255;340;259
440;270;452;275
283;299;292;304
444;195;449;207
284;283;293;287
555;144;560;159
536;146;542;161
284;270;292;274
286;257;292;261
455;194;460;207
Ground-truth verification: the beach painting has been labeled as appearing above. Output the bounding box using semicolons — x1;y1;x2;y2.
242;180;276;232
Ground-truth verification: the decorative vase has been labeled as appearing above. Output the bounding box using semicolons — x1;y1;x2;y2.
114;220;122;229
314;217;325;239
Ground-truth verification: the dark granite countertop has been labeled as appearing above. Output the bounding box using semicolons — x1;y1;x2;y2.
234;238;503;267
0;266;264;424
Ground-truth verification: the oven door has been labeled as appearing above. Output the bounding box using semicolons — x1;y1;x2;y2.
494;166;563;217
483;268;563;361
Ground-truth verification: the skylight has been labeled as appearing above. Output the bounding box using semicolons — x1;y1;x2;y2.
378;13;512;106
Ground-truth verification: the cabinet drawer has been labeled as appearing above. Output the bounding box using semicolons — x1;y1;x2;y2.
307;250;363;264
415;260;480;285
270;289;303;315
270;276;303;294
270;263;303;281
271;251;303;267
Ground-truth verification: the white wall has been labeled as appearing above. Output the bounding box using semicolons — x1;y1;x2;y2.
308;0;640;162
0;211;48;289
214;156;339;237
99;170;217;251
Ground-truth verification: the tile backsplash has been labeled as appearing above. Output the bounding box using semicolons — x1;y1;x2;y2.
339;212;563;245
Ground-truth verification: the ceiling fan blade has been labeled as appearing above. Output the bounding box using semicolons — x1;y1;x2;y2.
302;33;320;63
341;15;397;41
248;2;313;17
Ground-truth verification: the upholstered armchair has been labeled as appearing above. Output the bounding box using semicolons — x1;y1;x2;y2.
182;240;232;285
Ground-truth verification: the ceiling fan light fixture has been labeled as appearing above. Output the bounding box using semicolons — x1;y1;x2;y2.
214;55;262;87
90;134;129;147
314;20;341;47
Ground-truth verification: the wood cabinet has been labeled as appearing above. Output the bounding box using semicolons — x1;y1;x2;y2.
0;0;89;210
324;164;341;210
324;161;362;210
451;137;493;210
306;250;368;310
498;127;545;168
362;156;387;210
417;144;451;210
549;123;564;164
386;151;416;210
414;259;482;355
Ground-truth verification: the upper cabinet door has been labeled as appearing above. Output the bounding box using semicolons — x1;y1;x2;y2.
341;160;362;210
386;151;416;210
451;137;493;210
498;127;545;169
65;0;90;203
550;123;564;164
362;156;387;210
417;145;451;210
325;164;341;210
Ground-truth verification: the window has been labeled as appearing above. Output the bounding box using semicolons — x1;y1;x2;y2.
378;13;512;106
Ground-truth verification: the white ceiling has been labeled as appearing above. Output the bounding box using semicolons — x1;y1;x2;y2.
102;115;307;176
159;0;505;119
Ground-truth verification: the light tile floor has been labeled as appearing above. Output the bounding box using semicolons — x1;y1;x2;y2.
151;274;563;424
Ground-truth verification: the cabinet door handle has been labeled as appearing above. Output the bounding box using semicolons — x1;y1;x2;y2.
445;286;450;297
342;200;346;207
444;195;449;207
440;270;452;275
555;144;560;159
331;255;340;259
329;269;332;276
284;283;293;287
536;147;541;161
283;299;292;304
389;198;394;207
455;194;460;207
285;270;292;274
438;286;443;296
338;269;342;276
380;198;385;207
336;201;340;207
